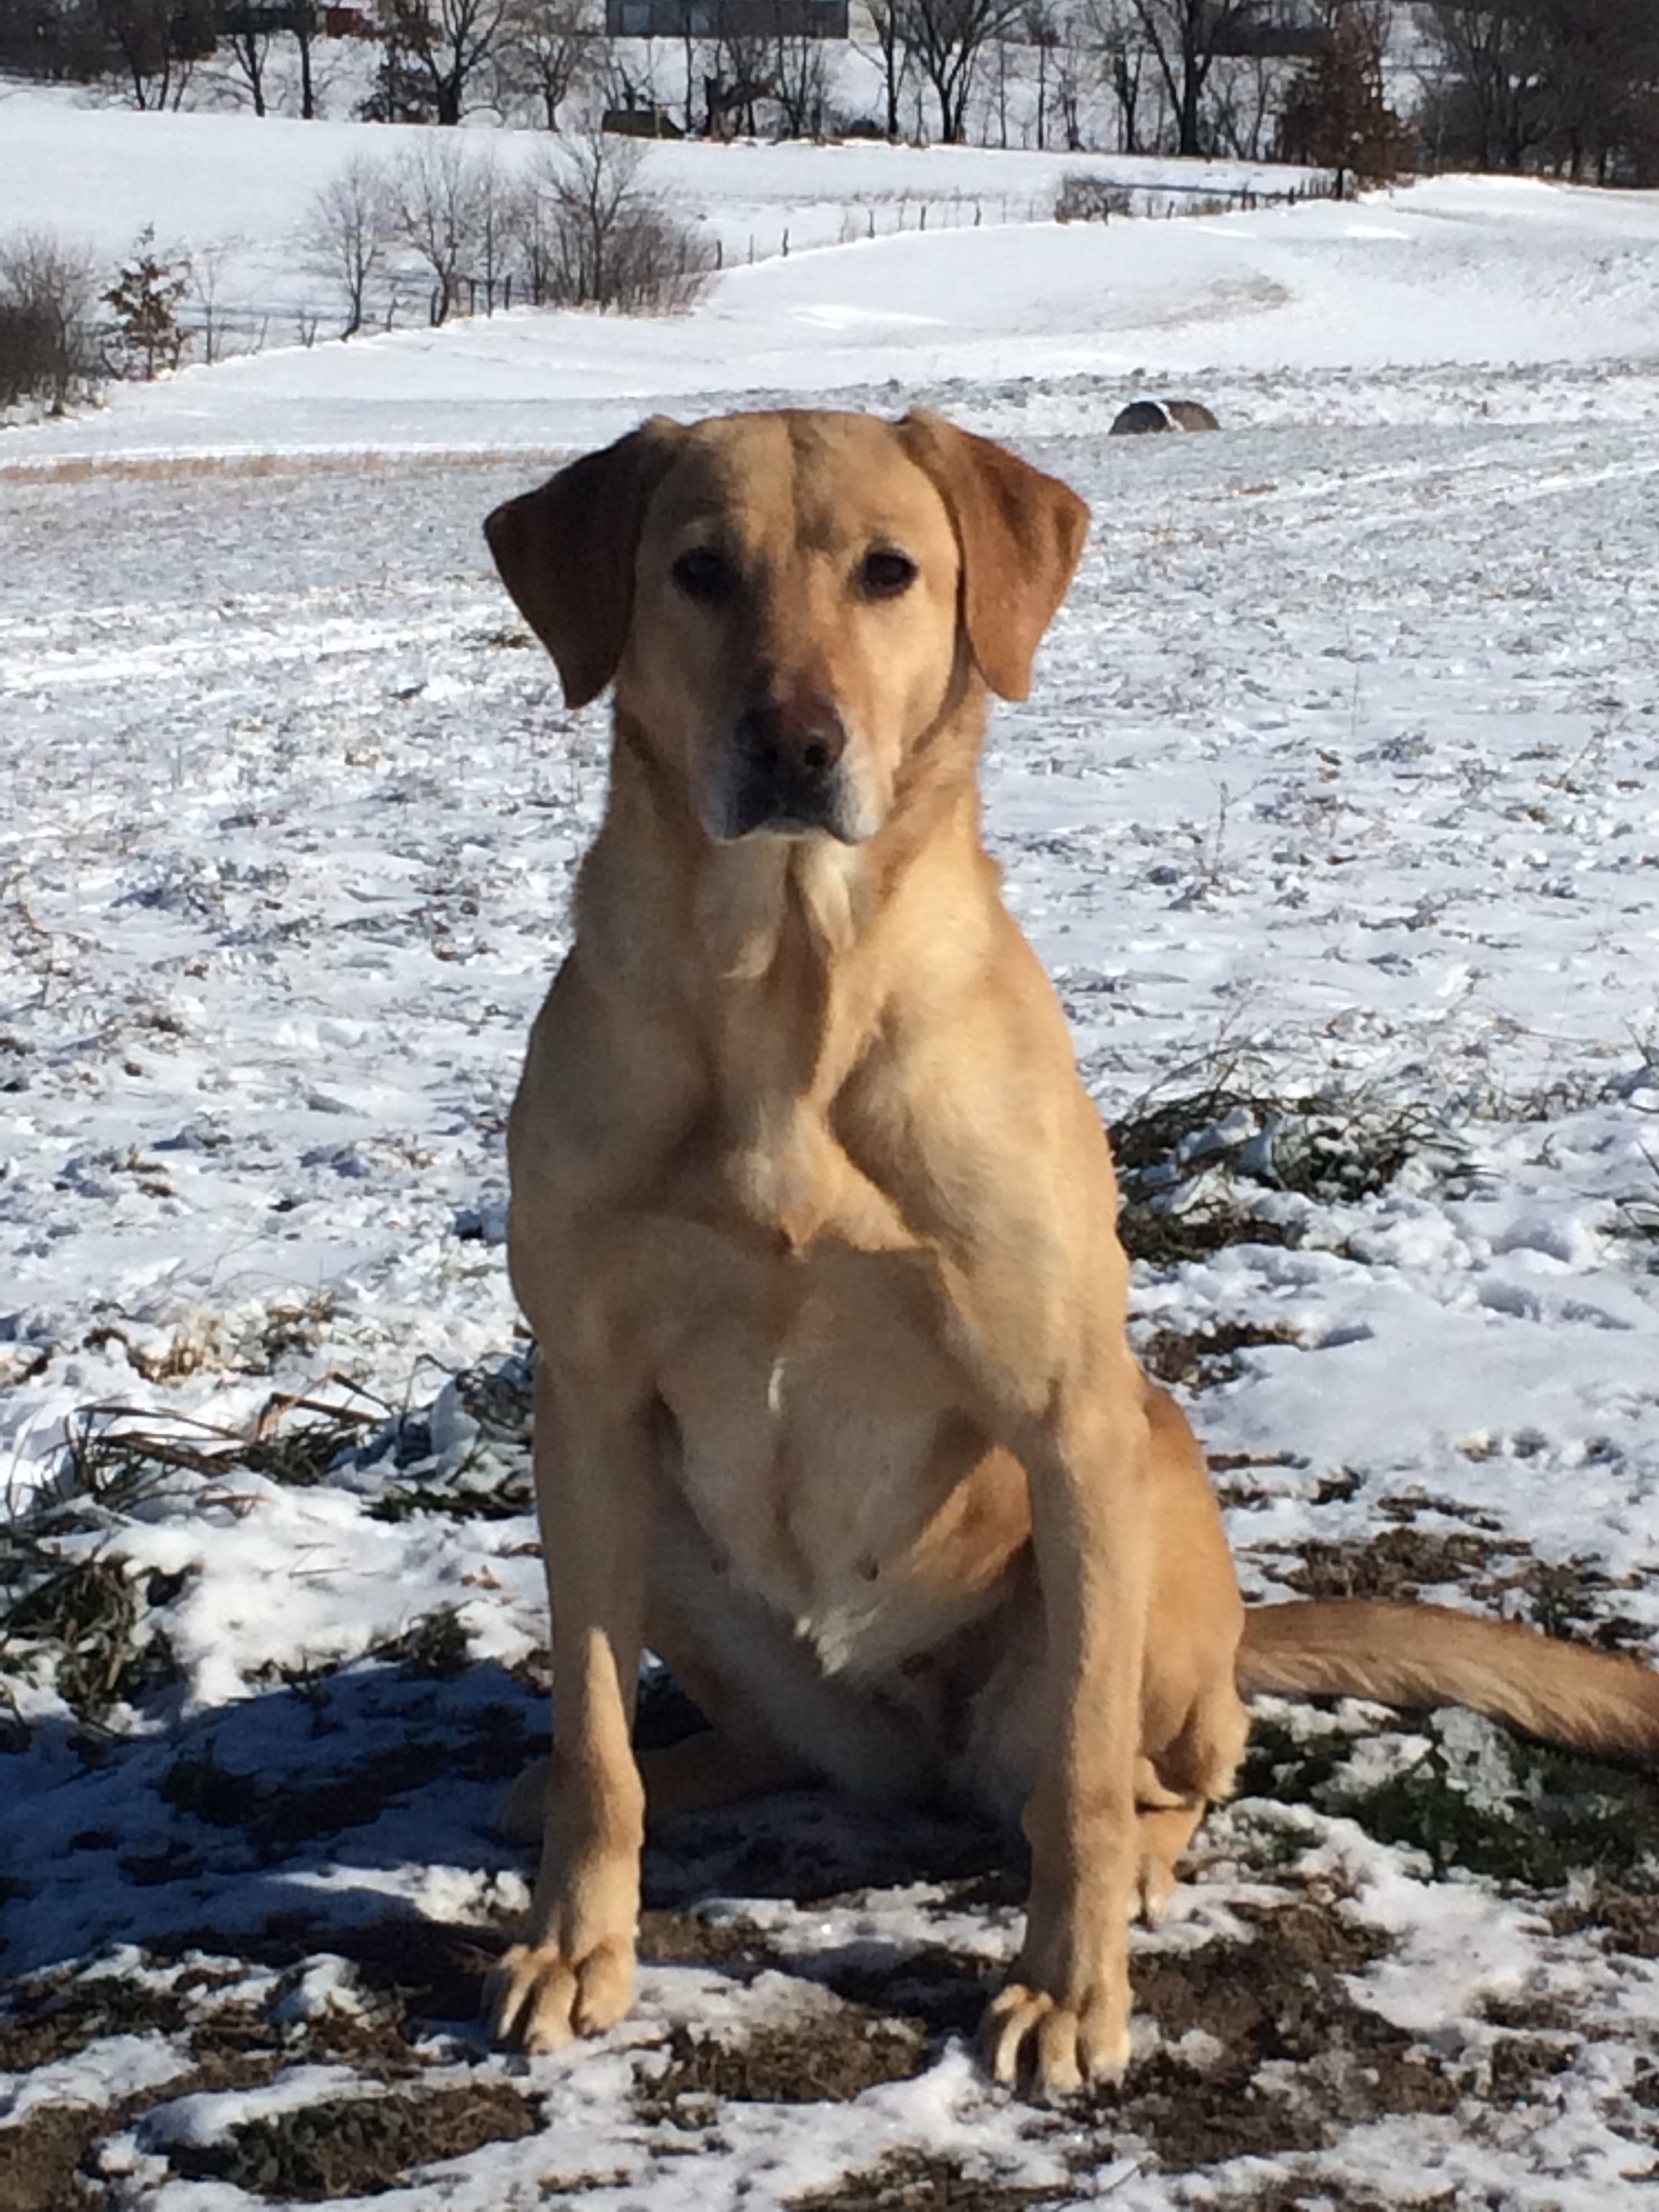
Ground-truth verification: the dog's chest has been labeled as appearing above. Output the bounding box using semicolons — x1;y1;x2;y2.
653;1245;1015;1673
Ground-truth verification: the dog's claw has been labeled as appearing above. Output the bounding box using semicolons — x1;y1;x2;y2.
1136;1854;1179;1927
490;1936;634;2055
981;1982;1129;2099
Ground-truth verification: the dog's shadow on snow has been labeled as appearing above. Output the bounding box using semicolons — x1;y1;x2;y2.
9;1652;1019;2040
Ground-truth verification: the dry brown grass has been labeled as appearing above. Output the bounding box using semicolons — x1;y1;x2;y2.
0;447;567;487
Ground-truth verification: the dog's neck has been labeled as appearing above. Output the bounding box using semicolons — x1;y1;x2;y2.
575;691;996;1248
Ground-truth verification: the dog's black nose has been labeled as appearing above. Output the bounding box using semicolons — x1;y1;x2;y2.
731;695;848;834
736;698;847;780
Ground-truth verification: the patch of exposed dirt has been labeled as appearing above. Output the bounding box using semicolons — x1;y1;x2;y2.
1118;1202;1297;1267
0;2104;101;2212
1482;2032;1580;2101
169;2081;538;2200
806;1942;997;2043
156;1714;527;1860
1264;1525;1522;1601
0;1973;191;2072
1548;1883;1659;1957
1085;1900;1457;2167
638;1907;777;1967
1216;2183;1458;2212
1257;1528;1654;1658
636;2009;928;2124
789;2152;1065;2211
1139;1319;1303;1391
0;2043;287;2212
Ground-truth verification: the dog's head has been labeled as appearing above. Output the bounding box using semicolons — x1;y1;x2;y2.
485;409;1089;846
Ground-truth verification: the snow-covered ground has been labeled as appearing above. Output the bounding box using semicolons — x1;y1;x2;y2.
3;97;1659;2212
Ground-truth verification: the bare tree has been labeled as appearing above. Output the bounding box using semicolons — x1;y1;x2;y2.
307;155;394;336
382;0;516;121
1083;0;1152;152
1024;1;1060;147
496;0;600;127
768;6;831;138
708;1;774;136
289;0;323;117
216;0;278;111
1416;1;1549;171
471;153;520;309
855;0;911;136
1209;48;1277;158
1122;0;1270;157
896;0;1026;144
1049;11;1097;149
522;127;714;308
666;0;708;134
1536;0;1659;182
99;0;216;107
1443;0;1659;184
392;136;491;322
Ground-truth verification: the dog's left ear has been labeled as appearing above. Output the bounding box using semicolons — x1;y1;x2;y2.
897;410;1090;701
484;415;685;710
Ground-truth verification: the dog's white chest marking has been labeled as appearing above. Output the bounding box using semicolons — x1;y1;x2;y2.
767;1355;786;1418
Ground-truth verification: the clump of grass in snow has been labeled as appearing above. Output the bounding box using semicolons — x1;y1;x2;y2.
356;1353;534;1523
1252;1701;1659;1893
1106;1076;1461;1265
169;2083;538;2201
1;1385;386;1725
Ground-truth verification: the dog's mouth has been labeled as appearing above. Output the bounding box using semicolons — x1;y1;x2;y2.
721;778;862;844
700;705;874;845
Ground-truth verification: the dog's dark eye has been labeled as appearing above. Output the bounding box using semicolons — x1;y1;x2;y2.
860;548;917;600
672;547;737;604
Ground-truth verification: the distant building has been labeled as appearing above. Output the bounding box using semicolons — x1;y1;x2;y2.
1210;1;1326;60
605;0;848;37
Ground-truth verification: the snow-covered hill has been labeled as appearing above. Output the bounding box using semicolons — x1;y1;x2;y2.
3;95;1659;2212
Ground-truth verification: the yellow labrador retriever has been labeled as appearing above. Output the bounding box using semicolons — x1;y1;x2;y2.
482;409;1659;2097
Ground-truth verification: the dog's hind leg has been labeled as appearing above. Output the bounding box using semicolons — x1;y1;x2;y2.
1134;1799;1207;1925
1132;1679;1249;1923
498;1727;806;1845
637;1730;809;1820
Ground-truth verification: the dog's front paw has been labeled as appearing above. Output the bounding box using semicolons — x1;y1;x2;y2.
980;1978;1130;2098
490;1934;635;2055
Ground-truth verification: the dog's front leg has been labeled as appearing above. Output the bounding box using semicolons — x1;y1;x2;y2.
492;1357;655;2055
984;1386;1153;2097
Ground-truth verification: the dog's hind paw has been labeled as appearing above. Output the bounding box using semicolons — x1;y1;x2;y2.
489;1936;634;2055
980;1980;1130;2099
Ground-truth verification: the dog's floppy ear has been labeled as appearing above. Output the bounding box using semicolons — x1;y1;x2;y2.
484;416;685;710
897;409;1090;701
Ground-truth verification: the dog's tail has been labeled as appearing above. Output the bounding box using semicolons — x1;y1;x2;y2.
1238;1601;1659;1764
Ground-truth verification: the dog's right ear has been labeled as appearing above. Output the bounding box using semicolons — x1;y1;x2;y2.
484;416;684;710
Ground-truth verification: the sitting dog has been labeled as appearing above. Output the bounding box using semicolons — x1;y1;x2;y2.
482;408;1659;2097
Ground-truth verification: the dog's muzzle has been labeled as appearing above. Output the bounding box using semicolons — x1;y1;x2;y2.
705;697;865;843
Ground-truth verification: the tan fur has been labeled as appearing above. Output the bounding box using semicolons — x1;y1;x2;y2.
480;407;1659;2099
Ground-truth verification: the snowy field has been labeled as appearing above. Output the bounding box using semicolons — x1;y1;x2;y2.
4;97;1659;2211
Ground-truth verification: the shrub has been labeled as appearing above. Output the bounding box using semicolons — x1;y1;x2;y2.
102;227;190;381
522;130;715;314
0;230;101;415
1053;173;1132;225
